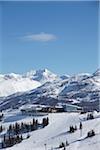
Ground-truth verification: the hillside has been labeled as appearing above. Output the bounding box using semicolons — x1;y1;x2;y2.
0;110;100;150
0;69;100;111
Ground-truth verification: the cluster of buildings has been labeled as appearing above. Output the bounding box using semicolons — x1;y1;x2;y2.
20;103;83;116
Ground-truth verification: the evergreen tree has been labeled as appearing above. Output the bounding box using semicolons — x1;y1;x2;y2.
33;118;35;125
59;142;65;148
79;122;82;130
35;119;38;129
3;134;6;142
20;134;23;140
75;125;77;130
66;140;69;146
0;125;3;132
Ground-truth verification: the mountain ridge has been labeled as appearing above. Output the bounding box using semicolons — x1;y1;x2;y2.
0;68;100;111
0;68;100;98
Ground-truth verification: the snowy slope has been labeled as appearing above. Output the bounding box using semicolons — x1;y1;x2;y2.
60;75;100;102
0;69;59;97
30;79;68;98
0;73;41;97
1;69;100;99
0;110;100;150
0;69;100;111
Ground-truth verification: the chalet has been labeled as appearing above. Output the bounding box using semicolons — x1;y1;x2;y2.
51;105;64;113
20;104;64;116
20;103;83;116
41;105;64;113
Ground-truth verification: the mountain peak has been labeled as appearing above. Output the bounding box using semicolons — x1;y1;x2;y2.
93;68;100;76
39;68;49;72
36;68;50;74
25;68;59;83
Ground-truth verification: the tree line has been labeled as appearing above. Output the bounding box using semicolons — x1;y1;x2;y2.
0;117;49;149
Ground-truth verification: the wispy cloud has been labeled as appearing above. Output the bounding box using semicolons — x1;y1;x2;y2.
22;32;57;42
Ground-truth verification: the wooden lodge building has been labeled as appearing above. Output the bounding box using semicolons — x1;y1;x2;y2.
20;103;83;116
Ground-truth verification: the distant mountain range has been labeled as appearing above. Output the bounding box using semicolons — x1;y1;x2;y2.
0;69;100;111
0;69;59;97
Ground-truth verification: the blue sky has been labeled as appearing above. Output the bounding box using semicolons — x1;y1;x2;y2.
0;1;99;75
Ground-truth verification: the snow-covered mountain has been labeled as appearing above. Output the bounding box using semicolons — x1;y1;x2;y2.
0;69;100;150
25;68;59;83
93;68;100;76
0;73;41;97
0;69;100;111
0;69;59;97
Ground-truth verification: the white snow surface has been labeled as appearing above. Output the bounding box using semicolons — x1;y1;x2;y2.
0;110;100;150
0;68;100;99
0;74;41;97
0;69;59;97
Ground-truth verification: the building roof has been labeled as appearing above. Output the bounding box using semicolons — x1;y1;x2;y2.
58;103;82;109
